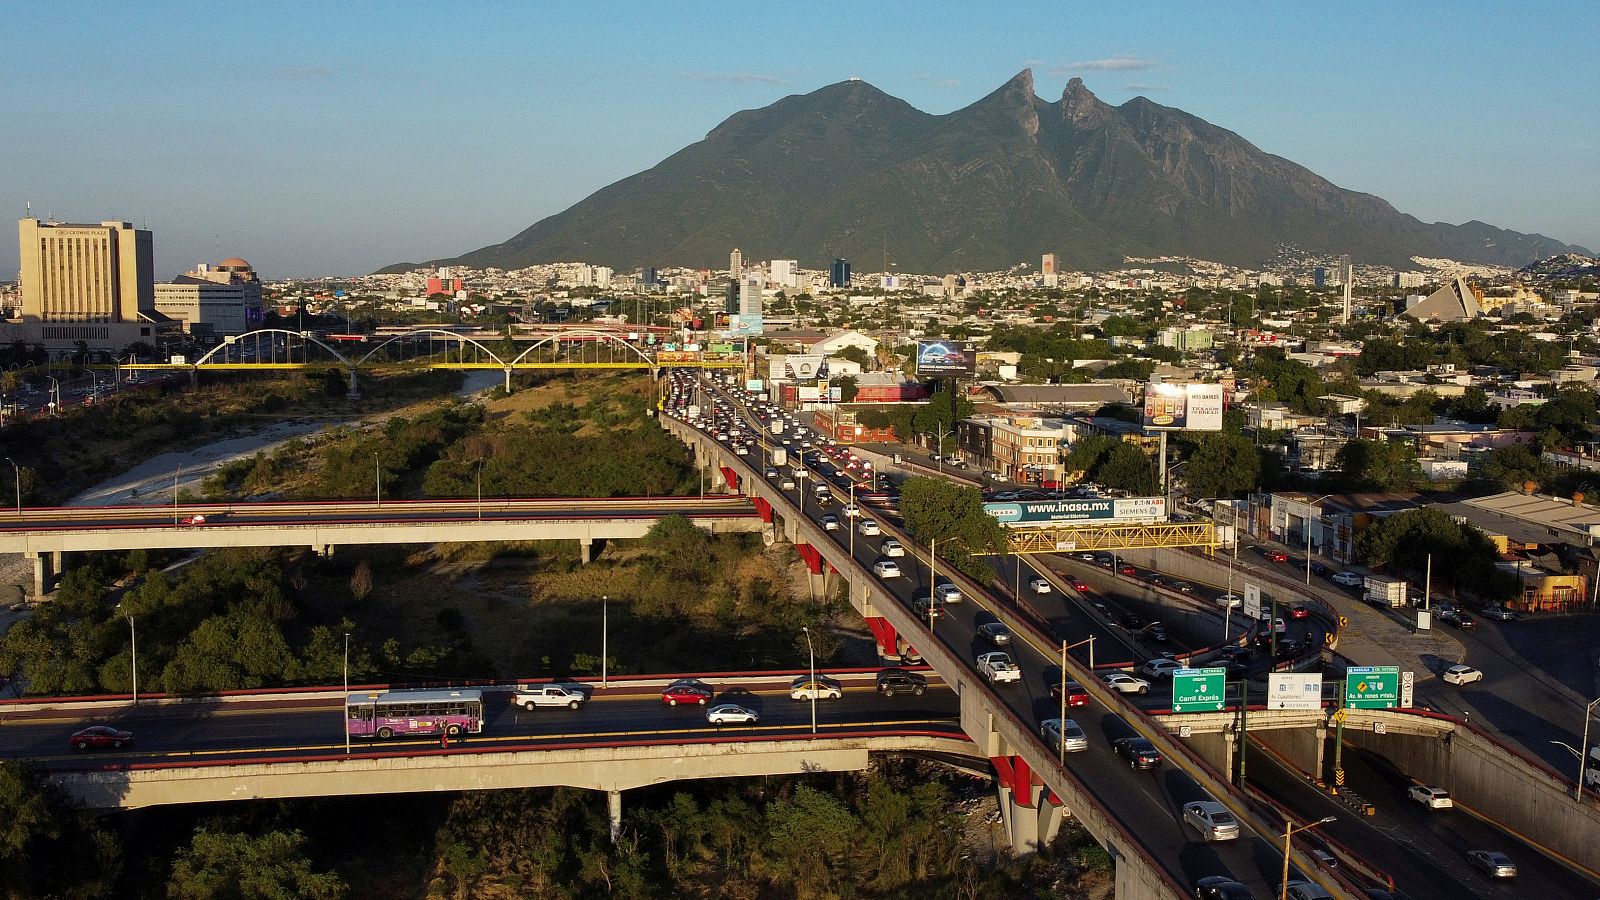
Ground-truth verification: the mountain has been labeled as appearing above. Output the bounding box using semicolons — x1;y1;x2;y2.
1516;254;1600;280
383;70;1592;274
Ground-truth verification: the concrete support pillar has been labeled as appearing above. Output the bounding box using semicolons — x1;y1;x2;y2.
762;524;777;547
345;367;361;400
997;783;1044;853
503;367;513;395
51;550;64;575
29;553;49;598
580;538;594;565
319;544;335;559
607;789;623;844
1037;792;1066;847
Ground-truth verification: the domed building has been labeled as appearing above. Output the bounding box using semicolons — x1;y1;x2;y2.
152;256;265;338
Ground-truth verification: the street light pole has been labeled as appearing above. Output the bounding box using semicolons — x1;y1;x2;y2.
601;594;609;689
1578;696;1600;800
4;457;19;515
1279;816;1337;900
849;480;855;562
343;632;351;755
117;604;137;704
475;459;484;520
803;626;817;735
373;454;382;507
172;466;181;524
928;537;938;633
1059;640;1068;767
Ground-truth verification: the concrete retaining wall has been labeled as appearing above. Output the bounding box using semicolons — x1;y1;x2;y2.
1346;723;1600;876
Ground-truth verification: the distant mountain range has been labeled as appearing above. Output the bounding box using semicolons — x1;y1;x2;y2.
382;70;1592;275
1516;254;1600;280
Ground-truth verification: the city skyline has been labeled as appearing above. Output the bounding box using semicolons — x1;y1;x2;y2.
2;1;1597;278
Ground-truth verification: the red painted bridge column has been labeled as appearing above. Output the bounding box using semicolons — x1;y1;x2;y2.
718;466;740;493
750;495;773;523
865;617;898;659
795;542;823;575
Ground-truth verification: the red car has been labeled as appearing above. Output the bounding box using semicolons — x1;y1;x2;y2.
69;725;134;751
1119;564;1137;576
1264;550;1288;563
1049;681;1091;708
661;681;714;706
1071;580;1091;592
1289;605;1311;620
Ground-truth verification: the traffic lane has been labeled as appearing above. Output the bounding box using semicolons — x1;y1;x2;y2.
1341;746;1598;898
5;505;756;531
871;543;1287;896
14;686;965;767
985;554;1134;667
1243;739;1476;900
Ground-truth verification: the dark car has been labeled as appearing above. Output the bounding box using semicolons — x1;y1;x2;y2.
1310;562;1331;576
1120;612;1145;630
876;668;927;697
1216;646;1255;664
1113;736;1164;769
1289;604;1311;620
1194;875;1253;899
1145;622;1169;643
1446;611;1476;629
69;725;134;751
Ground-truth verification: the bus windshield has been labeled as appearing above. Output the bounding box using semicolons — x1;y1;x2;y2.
346;688;484;740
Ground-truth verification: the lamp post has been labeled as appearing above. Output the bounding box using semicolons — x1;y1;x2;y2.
803;626;817;735
343;632;351;755
927;537;939;633
117;603;137;704
849;480;856;562
1225;501;1240;640
1279;816;1337;900
373;453;382;507
1577;696;1600;801
172;465;182;524
46;376;59;416
601;594;609;689
475;459;484;520
4;457;18;515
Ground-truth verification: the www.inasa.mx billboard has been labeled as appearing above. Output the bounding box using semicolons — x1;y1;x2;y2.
984;497;1167;527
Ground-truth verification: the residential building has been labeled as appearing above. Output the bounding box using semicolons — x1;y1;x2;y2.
729;248;742;280
972;383;1131;410
1157;326;1213;352
964;414;1071;484
770;259;799;289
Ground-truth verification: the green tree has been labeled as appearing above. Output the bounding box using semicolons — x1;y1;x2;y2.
1334;439;1421;491
833;345;871;367
161;612;299;694
1182;433;1262;498
168;828;347;900
898;477;1008;579
765;785;858;892
830;374;859;403
1480;443;1552;491
1354;508;1512;600
1095;443;1158;494
1062;435;1117;480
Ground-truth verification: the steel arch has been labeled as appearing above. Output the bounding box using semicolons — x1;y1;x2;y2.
509;329;656;369
356;329;509;367
190;329;354;368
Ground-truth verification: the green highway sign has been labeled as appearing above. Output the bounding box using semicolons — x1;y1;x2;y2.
1344;665;1400;709
1172;666;1228;713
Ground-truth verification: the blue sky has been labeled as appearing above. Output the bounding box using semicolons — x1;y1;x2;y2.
3;1;1596;278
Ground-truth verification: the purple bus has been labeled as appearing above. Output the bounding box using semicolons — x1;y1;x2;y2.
346;688;484;740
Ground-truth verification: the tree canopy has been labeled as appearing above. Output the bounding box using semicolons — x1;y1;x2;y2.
897;477;1008;580
1181;432;1263;499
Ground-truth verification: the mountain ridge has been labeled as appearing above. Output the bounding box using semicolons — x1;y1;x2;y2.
380;70;1590;275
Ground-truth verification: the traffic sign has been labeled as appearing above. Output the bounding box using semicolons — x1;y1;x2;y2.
1243;584;1262;620
1344;665;1400;709
1172;666;1228;713
1267;673;1323;710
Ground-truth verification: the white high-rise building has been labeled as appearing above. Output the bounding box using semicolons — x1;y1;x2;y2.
729;248;743;280
739;276;763;317
770;259;799;289
595;267;613;288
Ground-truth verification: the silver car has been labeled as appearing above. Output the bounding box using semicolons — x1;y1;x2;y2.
1182;800;1240;841
1466;850;1516;879
1039;717;1088;753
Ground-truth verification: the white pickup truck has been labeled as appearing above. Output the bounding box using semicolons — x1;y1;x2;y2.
514;683;586;710
977;652;1022;684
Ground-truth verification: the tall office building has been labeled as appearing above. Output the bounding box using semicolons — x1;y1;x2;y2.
154;257;265;338
739;276;763;317
729;248;743;280
1041;253;1056;275
770;259;799;289
18;217;153;323
829;258;851;288
724;279;739;315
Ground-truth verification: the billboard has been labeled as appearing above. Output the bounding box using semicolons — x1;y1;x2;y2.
656;350;700;363
783;355;829;380
1142;382;1225;431
1266;673;1323;710
915;340;977;376
727;314;764;337
983;497;1167;527
797;386;822;400
745;379;765;392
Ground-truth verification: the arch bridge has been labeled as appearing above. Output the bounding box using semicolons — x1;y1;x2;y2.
120;327;746;395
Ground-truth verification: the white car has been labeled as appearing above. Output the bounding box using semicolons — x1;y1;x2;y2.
934;583;963;604
872;560;903;578
858;519;880;536
1139;658;1184;679
1182;800;1241;841
705;704;760;725
1408;785;1454;809
977;651;1022;684
1213;594;1242;610
841;503;862;518
1442;664;1484;686
821;516;840;531
1099;672;1151;695
789;677;842;701
1028;578;1052;594
881;539;905;557
1331;571;1363;587
780;478;796;490
733;445;749;456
